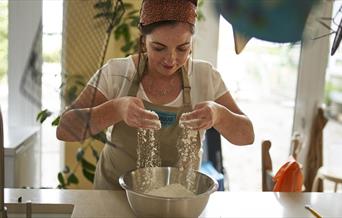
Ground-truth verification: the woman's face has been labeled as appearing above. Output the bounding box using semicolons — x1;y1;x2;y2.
144;22;193;77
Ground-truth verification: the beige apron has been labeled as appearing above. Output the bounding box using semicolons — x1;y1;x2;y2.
94;56;200;190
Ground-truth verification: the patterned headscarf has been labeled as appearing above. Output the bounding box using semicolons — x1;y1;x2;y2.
139;0;198;27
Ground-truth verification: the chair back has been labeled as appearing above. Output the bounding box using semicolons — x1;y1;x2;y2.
291;132;302;160
261;134;304;192
261;140;274;191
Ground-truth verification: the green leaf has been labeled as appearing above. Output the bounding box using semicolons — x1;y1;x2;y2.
102;12;116;20
36;109;52;123
51;116;60;126
81;158;96;172
114;23;126;40
92;131;108;144
129;16;140;26
90;145;99;162
62;165;70;174
121;24;130;42
113;14;123;26
66;86;78;104
114;23;130;42
127;9;139;16
70;74;84;80
94;12;108;19
67;85;78;96
82;168;95;183
76;148;85;162
94;1;112;9
59;81;65;89
123;3;133;9
75;80;85;87
67;173;79;185
121;41;133;53
57;172;65;187
197;11;205;22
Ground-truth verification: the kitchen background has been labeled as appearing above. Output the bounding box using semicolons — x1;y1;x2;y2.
0;0;341;192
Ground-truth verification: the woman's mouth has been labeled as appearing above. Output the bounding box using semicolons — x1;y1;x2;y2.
163;65;174;70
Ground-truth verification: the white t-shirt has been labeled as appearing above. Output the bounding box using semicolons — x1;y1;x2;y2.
88;55;228;104
88;55;229;140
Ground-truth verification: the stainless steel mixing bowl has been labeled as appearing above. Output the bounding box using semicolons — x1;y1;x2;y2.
119;167;218;218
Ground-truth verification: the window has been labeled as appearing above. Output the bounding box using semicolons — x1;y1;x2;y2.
0;1;8;124
217;16;300;191
41;0;63;188
323;0;342;192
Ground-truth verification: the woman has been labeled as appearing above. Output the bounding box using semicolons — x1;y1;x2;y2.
56;0;254;190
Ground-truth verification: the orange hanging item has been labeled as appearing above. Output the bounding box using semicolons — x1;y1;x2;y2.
273;156;303;192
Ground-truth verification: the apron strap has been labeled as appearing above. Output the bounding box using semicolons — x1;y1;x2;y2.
127;54;147;97
181;66;192;107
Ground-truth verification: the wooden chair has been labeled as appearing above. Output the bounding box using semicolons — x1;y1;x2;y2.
312;167;342;192
261;133;303;192
261;140;274;191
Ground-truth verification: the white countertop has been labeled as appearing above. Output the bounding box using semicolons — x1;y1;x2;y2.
3;125;40;156
5;189;134;218
4;188;342;217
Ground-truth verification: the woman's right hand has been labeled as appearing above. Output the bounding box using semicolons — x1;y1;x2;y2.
115;97;161;130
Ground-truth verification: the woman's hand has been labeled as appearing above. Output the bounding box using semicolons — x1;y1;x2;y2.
180;101;221;131
115;97;161;129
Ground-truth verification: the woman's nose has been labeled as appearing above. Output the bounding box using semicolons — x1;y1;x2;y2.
164;50;176;64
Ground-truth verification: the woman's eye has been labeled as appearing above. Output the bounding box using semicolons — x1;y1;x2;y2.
177;47;189;52
153;47;164;51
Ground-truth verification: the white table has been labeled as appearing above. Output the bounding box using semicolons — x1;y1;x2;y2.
4;188;342;218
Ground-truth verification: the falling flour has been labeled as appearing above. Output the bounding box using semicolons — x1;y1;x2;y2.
146;183;195;198
136;111;161;169
176;126;199;191
135;111;161;191
137;129;161;168
135;111;200;193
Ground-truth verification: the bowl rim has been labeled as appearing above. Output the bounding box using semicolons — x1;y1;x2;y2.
119;166;219;200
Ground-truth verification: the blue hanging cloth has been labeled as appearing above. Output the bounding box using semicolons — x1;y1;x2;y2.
216;0;318;43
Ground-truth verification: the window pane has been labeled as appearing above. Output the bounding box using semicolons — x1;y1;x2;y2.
0;1;8;123
41;0;63;188
323;1;342;192
217;16;300;191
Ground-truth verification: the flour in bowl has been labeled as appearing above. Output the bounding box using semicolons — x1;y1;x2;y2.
146;183;195;198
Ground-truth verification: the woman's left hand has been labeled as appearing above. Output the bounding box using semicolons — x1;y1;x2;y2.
180;101;221;130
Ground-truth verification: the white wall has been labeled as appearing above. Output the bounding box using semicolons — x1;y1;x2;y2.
8;0;42;127
193;1;220;67
7;0;42;188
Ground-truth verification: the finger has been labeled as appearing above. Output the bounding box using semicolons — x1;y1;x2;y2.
135;107;152;121
189;120;211;131
194;122;211;131
193;102;207;110
179;118;202;129
143;110;160;120
126;117;142;128
181;108;206;120
180;111;197;120
141;118;161;130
